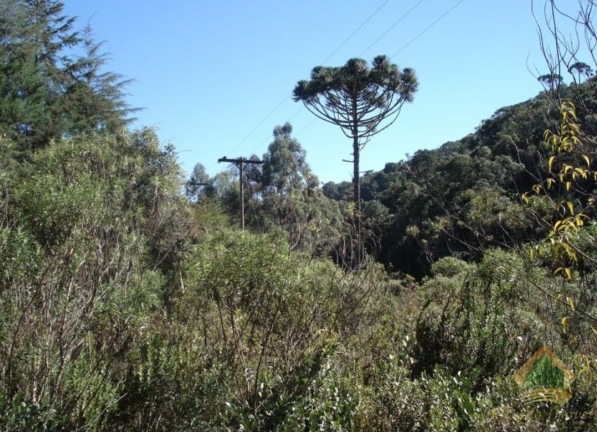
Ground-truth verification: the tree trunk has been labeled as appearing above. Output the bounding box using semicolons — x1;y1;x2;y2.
240;159;245;231
352;133;361;268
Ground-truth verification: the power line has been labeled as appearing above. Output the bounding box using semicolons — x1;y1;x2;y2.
391;0;467;59
212;0;468;173
293;0;467;155
255;0;459;157
247;106;304;155
225;97;288;157
218;0;392;163
359;0;425;57
293;0;467;148
322;0;392;65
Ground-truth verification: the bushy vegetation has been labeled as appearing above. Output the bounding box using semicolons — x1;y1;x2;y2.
1;0;596;430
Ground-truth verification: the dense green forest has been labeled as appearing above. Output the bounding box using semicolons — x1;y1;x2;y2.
1;0;596;430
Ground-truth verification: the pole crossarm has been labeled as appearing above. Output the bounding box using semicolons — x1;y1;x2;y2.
218;157;264;165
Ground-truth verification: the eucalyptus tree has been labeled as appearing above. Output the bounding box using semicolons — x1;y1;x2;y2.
261;123;317;195
293;55;417;265
258;123;325;249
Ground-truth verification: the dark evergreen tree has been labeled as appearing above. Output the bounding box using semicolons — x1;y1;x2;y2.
62;24;137;135
0;0;134;150
0;0;54;148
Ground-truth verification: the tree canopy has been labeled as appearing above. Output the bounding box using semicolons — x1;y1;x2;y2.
293;55;417;146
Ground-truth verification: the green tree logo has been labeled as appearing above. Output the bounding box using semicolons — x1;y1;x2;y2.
513;345;574;406
525;355;565;389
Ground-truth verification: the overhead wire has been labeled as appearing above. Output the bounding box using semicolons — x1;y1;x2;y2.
291;0;468;153
359;0;425;57
214;0;392;166
247;105;303;155
253;0;436;156
321;0;392;65
223;97;288;158
391;0;467;59
211;0;467;173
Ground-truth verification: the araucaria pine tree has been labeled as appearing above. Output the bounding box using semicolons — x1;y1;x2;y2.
293;55;418;266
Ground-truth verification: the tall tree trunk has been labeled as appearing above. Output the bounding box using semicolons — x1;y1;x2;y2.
351;91;362;268
240;159;245;231
352;132;361;268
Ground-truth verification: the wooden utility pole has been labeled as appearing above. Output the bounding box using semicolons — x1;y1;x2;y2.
218;156;263;230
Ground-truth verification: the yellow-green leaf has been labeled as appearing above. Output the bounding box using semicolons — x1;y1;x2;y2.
555;267;573;279
566;201;574;215
567;297;575;311
548;155;556;173
562;316;569;333
546;178;555;190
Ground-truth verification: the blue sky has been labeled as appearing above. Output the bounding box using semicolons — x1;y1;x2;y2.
63;0;553;184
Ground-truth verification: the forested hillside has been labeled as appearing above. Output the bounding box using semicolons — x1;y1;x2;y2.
322;81;597;277
1;0;596;430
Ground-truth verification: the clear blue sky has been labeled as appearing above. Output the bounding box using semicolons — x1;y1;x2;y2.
63;0;553;184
